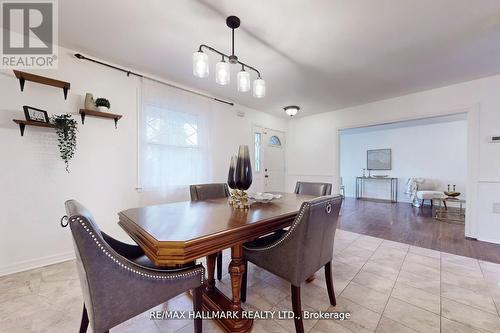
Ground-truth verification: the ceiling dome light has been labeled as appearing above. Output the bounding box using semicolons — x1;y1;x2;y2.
192;51;209;78
237;69;250;92
253;78;266;98
284;105;300;117
215;59;230;85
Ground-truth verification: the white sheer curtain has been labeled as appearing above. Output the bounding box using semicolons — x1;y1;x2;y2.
139;78;212;194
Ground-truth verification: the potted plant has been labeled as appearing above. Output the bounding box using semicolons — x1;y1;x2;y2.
95;98;110;112
51;114;78;173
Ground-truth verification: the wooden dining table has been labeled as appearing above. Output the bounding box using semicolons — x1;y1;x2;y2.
118;192;314;333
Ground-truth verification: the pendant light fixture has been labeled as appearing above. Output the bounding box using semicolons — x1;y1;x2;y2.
284;105;300;117
193;16;266;98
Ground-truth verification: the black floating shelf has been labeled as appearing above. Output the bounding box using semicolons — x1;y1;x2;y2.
13;70;71;99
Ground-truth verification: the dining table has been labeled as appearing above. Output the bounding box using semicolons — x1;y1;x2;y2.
118;192;314;333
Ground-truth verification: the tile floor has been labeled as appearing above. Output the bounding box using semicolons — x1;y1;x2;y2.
1;229;500;332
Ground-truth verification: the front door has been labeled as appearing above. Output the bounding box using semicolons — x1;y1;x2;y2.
263;129;286;192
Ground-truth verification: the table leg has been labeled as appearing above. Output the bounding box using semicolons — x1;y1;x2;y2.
229;245;245;311
201;245;253;333
206;253;217;293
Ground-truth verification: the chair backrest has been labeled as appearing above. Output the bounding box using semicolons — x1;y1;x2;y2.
415;179;437;191
190;183;230;201
64;200;160;331
267;195;342;285
65;200;111;331
294;181;332;196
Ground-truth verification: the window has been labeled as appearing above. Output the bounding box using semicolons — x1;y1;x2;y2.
269;135;282;146
139;79;210;191
254;132;261;172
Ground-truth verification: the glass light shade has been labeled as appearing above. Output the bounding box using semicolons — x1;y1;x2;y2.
192;52;209;78
284;106;299;116
215;61;230;85
237;70;251;92
253;78;266;98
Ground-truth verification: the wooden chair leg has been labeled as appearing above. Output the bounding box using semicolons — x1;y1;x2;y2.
325;261;336;306
216;251;223;280
193;286;203;333
241;260;248;302
79;304;89;333
291;285;304;333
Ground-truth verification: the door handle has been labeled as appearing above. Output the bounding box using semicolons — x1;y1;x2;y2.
265;175;269;178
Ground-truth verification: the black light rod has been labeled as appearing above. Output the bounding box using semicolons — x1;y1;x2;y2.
73;53;234;106
197;44;262;78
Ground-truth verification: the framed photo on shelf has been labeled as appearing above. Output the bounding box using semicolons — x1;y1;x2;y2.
23;106;49;123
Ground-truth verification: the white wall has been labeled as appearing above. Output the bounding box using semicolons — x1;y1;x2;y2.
340;118;467;202
286;75;500;244
0;47;287;276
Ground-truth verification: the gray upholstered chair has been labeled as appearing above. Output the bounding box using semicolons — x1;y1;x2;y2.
189;183;229;280
190;183;230;201
64;200;204;333
294;181;332;196
241;195;342;333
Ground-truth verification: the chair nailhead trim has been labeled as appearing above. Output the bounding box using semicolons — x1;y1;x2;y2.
244;198;337;252
244;202;311;252
70;217;204;283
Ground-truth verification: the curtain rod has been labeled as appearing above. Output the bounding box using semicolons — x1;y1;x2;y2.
73;53;234;106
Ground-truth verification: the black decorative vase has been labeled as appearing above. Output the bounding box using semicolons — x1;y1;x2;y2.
235;145;252;190
227;155;236;189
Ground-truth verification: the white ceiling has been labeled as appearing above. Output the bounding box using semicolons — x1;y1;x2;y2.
59;0;500;118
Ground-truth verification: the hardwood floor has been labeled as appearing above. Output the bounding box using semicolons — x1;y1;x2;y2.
338;197;500;264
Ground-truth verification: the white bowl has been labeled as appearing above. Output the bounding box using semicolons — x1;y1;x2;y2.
248;192;282;203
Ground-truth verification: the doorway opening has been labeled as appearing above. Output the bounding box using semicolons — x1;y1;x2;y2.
338;113;470;246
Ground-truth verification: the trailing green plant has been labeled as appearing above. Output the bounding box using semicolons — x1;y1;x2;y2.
95;98;110;108
51;114;78;173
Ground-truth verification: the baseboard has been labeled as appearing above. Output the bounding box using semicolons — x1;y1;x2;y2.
0;251;75;277
476;237;500;246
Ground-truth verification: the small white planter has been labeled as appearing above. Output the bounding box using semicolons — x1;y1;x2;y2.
97;106;109;112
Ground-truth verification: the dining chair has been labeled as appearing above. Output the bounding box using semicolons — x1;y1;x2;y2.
63;200;204;333
189;183;229;280
294;181;332;196
241;195;342;333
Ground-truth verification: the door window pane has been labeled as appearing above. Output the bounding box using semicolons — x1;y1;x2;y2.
269;135;281;146
255;132;261;172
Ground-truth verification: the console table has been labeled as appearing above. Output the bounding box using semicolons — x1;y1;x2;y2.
355;177;398;202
